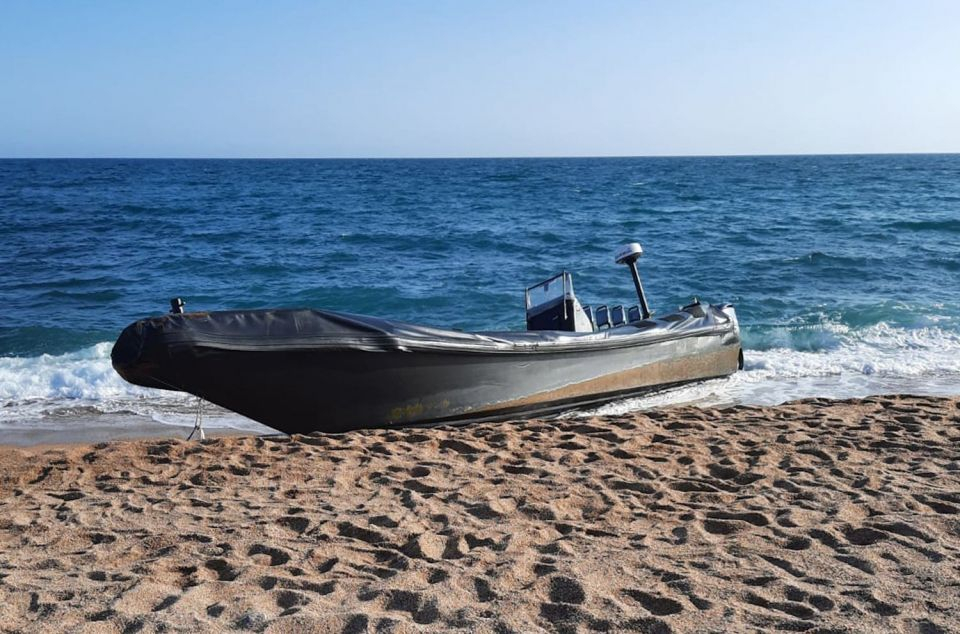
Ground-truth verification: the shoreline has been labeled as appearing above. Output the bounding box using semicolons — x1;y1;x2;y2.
1;394;958;632
3;388;958;450
0;420;269;449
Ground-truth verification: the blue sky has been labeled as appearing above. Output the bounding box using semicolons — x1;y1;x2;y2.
2;1;958;157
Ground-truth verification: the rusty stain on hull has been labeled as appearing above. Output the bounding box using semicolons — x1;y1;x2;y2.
455;345;740;418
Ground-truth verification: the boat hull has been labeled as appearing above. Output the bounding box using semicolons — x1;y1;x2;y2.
112;305;741;434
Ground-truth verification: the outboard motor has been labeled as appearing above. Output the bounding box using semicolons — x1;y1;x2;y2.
615;243;651;319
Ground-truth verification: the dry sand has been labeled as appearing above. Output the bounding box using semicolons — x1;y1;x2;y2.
1;395;958;633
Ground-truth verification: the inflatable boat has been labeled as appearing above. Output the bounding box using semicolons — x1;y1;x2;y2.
112;243;742;434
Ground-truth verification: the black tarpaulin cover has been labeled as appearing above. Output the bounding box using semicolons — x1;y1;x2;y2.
113;305;734;360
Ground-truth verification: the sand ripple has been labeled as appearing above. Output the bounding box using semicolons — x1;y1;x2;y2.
1;395;958;632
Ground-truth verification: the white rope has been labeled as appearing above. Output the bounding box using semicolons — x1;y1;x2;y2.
187;396;205;441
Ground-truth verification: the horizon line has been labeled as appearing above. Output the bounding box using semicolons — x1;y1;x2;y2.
1;151;959;161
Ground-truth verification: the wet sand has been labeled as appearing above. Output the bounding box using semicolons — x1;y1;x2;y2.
0;419;262;448
1;395;958;633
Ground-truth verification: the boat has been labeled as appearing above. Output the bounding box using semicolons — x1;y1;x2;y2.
112;243;742;435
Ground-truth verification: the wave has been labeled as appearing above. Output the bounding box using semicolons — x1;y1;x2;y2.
39;289;124;302
743;303;959;350
742;322;960;379
0;342;147;402
0;344;263;432
885;219;960;233
581;322;960;416
780;251;871;267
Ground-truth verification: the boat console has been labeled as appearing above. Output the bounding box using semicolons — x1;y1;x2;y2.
525;272;595;332
525;242;655;333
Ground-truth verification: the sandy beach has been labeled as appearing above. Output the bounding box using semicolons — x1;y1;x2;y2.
1;394;958;633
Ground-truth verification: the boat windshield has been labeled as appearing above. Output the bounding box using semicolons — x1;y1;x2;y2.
525;273;571;310
524;272;593;332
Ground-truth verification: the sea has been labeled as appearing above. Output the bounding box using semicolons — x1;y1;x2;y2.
1;156;958;442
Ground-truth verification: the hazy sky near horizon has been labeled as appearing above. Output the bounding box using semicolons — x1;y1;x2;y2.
2;1;958;158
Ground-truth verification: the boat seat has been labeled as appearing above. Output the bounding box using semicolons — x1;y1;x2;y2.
594;305;610;329
627;305;641;323
682;302;706;318
582;305;595;330
610;305;626;327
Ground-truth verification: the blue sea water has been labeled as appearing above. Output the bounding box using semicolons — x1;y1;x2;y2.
1;156;958;436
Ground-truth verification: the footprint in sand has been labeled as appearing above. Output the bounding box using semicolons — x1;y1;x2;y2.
474;577;496;602
835;554;875;574
427;569;449;584
534;561;558;577
247;544;291;566
337;522;388;545
409;465;430;478
439;439;481;455
369;514;399;528
701;511;769;536
152;594;179;612
622;589;684;616
783;536;812;550
549;576;586;604
274;589;310;611
844;526;887;546
745;591;816;620
341;614;368;634
403;479;440;495
204;558;239;581
385;590;440;625
277;516;309;533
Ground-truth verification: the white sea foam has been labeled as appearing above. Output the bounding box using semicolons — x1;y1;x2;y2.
585;322;960;416
1;323;958;432
0;343;264;432
0;342;153;402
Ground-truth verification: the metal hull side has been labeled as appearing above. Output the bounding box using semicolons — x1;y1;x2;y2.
145;331;739;434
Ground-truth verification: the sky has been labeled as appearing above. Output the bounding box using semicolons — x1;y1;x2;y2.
1;1;958;158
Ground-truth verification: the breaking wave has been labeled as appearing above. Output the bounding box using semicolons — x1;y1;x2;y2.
586;322;960;415
0;343;261;431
